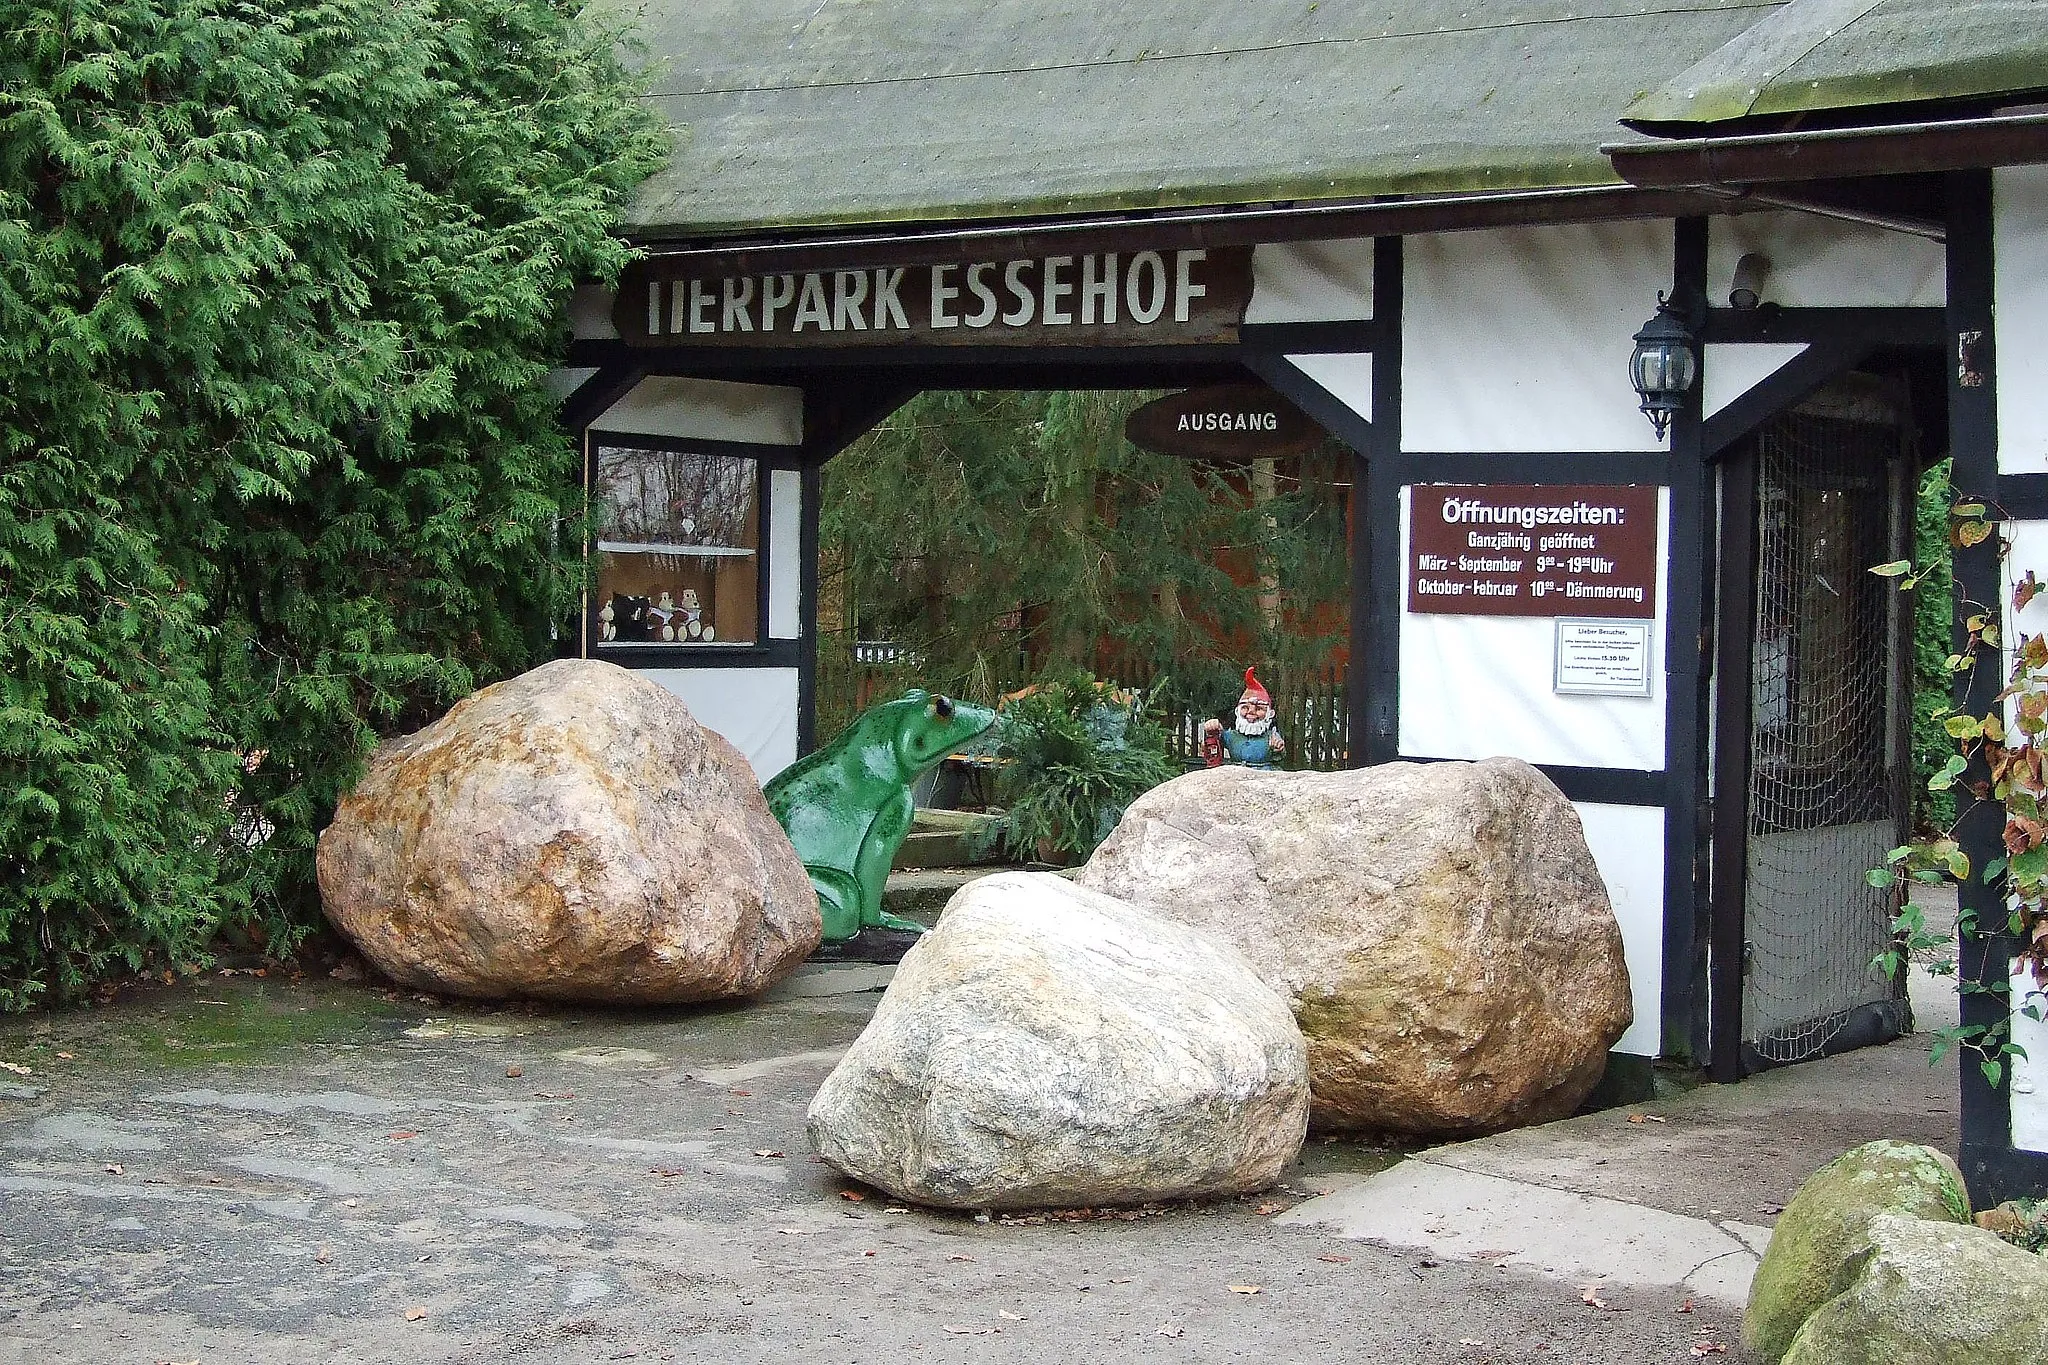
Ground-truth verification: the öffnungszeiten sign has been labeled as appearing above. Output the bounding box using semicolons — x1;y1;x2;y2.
1406;484;1660;619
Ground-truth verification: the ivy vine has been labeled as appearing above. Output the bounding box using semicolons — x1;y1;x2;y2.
1871;500;2048;1085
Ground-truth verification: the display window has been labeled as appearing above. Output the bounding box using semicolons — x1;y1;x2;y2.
591;440;760;648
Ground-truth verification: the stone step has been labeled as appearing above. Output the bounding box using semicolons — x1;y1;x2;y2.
882;865;1079;926
891;811;1007;869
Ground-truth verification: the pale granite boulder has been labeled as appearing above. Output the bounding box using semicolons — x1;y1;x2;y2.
1080;757;1632;1135
807;872;1309;1209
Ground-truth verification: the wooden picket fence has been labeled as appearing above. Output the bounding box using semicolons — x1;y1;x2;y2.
816;640;1350;772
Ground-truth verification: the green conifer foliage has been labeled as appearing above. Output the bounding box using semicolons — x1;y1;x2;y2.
0;0;666;1007
821;389;1352;727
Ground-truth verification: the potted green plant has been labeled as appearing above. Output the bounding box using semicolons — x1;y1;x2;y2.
985;670;1183;866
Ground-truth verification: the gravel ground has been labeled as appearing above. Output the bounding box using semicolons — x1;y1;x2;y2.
0;968;1756;1365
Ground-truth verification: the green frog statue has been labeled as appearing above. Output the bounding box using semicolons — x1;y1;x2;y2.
765;689;997;943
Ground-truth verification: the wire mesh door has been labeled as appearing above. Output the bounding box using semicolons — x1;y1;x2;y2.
1741;381;1910;1067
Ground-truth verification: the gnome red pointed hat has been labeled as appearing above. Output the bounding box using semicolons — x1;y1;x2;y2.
1239;666;1270;706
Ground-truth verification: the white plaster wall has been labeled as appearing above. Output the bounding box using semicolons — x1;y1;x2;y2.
2001;519;2048;733
642;667;799;783
595;376;803;447
1708;212;1944;312
1402;222;1675;454
2001;515;2048;1151
544;366;599;402
769;469;803;640
1396;484;1670;771
570;284;620;340
1703;343;1808;419
1576;802;1666;1057
1246;237;1375;323
1995;165;2048;475
1286;352;1372;421
2012;963;2048;1154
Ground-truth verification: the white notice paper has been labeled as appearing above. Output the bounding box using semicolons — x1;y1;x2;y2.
1554;619;1654;697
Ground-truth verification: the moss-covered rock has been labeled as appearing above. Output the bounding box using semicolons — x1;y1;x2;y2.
1780;1214;2048;1365
1743;1140;1972;1362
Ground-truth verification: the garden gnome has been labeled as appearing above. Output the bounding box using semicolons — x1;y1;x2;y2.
1204;667;1285;769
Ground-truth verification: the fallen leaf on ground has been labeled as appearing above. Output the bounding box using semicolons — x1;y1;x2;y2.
1678;1298;1695;1314
404;1307;427;1322
1227;1284;1262;1295
753;1149;785;1158
1460;1340;1485;1348
1317;1254;1352;1264
1110;1277;1132;1284
505;1067;523;1079
729;1089;752;1097
884;1205;910;1213
388;1131;417;1141
998;1310;1024;1321
1581;1286;1609;1310
777;1228;807;1236
1756;1202;1785;1215
315;1247;331;1263
0;1062;30;1076
839;1190;865;1202
104;1163;124;1176
946;1254;973;1261
1156;1323;1184;1338
54;1052;72;1061
1690;1344;1728;1357
1256;1202;1280;1214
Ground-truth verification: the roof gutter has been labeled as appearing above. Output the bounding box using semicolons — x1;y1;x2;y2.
625;184;1726;275
1604;110;2048;193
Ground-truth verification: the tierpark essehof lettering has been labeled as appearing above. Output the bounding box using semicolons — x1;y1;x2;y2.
613;248;1254;348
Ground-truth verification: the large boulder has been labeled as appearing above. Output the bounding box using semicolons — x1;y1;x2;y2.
1780;1214;2048;1365
317;659;820;1003
1744;1140;1973;1363
1078;758;1631;1135
806;872;1309;1209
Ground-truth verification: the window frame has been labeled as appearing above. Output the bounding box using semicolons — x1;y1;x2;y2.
583;430;796;664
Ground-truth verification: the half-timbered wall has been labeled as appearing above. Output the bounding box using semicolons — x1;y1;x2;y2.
582;372;808;782
1994;164;2048;1154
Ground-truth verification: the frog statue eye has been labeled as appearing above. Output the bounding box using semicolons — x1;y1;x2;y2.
934;695;954;719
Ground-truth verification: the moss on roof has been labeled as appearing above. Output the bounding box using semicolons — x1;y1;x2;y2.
1625;0;2048;127
615;0;1781;239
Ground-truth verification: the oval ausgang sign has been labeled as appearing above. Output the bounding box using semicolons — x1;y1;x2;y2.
1123;384;1324;460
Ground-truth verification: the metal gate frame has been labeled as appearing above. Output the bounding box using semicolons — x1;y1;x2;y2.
1700;313;1943;1083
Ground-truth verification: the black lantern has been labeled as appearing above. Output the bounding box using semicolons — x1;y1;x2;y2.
1629;291;1699;441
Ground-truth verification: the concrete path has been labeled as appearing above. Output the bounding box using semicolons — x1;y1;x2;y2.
0;961;1960;1364
1278;967;1962;1316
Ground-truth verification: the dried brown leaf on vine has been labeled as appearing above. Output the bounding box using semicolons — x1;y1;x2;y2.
2018;570;2043;611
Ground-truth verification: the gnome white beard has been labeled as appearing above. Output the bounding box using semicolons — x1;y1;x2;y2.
1234;707;1272;736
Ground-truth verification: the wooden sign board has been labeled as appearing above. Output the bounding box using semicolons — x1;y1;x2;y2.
1407;483;1660;618
613;248;1252;349
1124;384;1324;460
